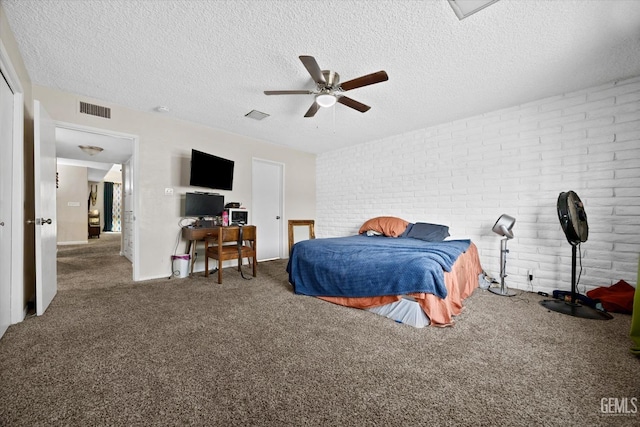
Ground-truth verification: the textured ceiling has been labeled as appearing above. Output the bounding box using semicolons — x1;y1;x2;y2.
4;0;640;154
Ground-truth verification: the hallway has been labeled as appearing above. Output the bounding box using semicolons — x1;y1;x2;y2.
57;233;131;291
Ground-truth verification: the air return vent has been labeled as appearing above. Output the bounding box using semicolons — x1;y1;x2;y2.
79;101;111;119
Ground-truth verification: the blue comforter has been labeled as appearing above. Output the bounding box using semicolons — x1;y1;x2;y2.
287;235;471;299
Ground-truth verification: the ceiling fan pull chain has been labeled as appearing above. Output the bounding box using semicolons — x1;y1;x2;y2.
332;102;336;133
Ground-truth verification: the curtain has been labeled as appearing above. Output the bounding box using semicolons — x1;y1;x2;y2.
112;183;122;232
103;182;113;232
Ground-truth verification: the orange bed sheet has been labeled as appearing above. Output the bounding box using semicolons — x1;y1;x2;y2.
318;242;482;326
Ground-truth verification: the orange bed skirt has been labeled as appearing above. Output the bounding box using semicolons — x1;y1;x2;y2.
318;242;482;326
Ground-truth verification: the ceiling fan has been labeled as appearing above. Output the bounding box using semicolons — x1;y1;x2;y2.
264;55;388;118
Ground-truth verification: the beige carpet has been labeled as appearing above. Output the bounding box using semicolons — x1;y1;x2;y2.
0;233;637;426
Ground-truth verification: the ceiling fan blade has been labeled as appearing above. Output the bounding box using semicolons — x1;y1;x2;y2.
264;90;313;95
304;102;320;118
337;96;371;113
340;71;388;92
299;55;326;85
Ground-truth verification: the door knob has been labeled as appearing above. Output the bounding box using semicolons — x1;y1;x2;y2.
276;216;281;220
26;218;52;225
0;222;4;226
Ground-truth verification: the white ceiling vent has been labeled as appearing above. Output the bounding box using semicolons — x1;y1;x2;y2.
448;0;500;20
245;110;270;120
79;101;111;119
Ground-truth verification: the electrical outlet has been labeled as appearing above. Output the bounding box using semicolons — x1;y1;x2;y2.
164;187;174;196
527;269;533;281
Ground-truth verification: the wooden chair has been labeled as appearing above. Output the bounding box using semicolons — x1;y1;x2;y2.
288;220;315;255
204;225;257;284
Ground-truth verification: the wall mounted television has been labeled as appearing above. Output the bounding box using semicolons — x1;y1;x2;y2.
189;149;234;191
184;192;225;218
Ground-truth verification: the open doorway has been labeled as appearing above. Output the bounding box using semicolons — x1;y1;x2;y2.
54;122;139;281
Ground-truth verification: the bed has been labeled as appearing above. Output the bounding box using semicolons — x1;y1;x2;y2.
286;217;483;327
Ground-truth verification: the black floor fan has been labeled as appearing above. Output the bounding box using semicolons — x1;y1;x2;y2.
539;191;612;320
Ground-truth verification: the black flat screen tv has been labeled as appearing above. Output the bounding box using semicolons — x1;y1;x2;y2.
184;192;224;218
189;149;234;191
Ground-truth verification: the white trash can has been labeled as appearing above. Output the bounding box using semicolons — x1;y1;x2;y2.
171;254;191;278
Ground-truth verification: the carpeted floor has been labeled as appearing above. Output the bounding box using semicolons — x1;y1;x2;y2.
0;233;637;426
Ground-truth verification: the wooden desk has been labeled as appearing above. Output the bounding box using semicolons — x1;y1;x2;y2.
182;226;246;276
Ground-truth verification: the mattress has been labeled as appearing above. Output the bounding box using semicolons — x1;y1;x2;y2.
366;296;431;328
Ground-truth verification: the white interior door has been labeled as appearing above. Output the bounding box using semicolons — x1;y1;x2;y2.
0;74;14;336
252;159;283;260
34;100;57;316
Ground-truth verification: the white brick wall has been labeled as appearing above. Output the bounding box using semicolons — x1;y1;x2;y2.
316;76;640;293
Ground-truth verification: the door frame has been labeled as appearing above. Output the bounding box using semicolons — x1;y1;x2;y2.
0;68;14;336
0;40;26;325
55;121;140;280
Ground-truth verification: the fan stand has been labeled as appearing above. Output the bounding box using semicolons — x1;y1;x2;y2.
489;237;516;296
540;244;612;320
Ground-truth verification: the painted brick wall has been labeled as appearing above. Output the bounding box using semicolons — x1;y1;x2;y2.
316;76;640;293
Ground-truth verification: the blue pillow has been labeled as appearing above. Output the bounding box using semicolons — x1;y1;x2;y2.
404;222;450;242
401;223;414;237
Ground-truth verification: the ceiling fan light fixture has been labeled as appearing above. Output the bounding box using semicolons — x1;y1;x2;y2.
79;145;104;156
264;56;386;117
315;93;336;108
